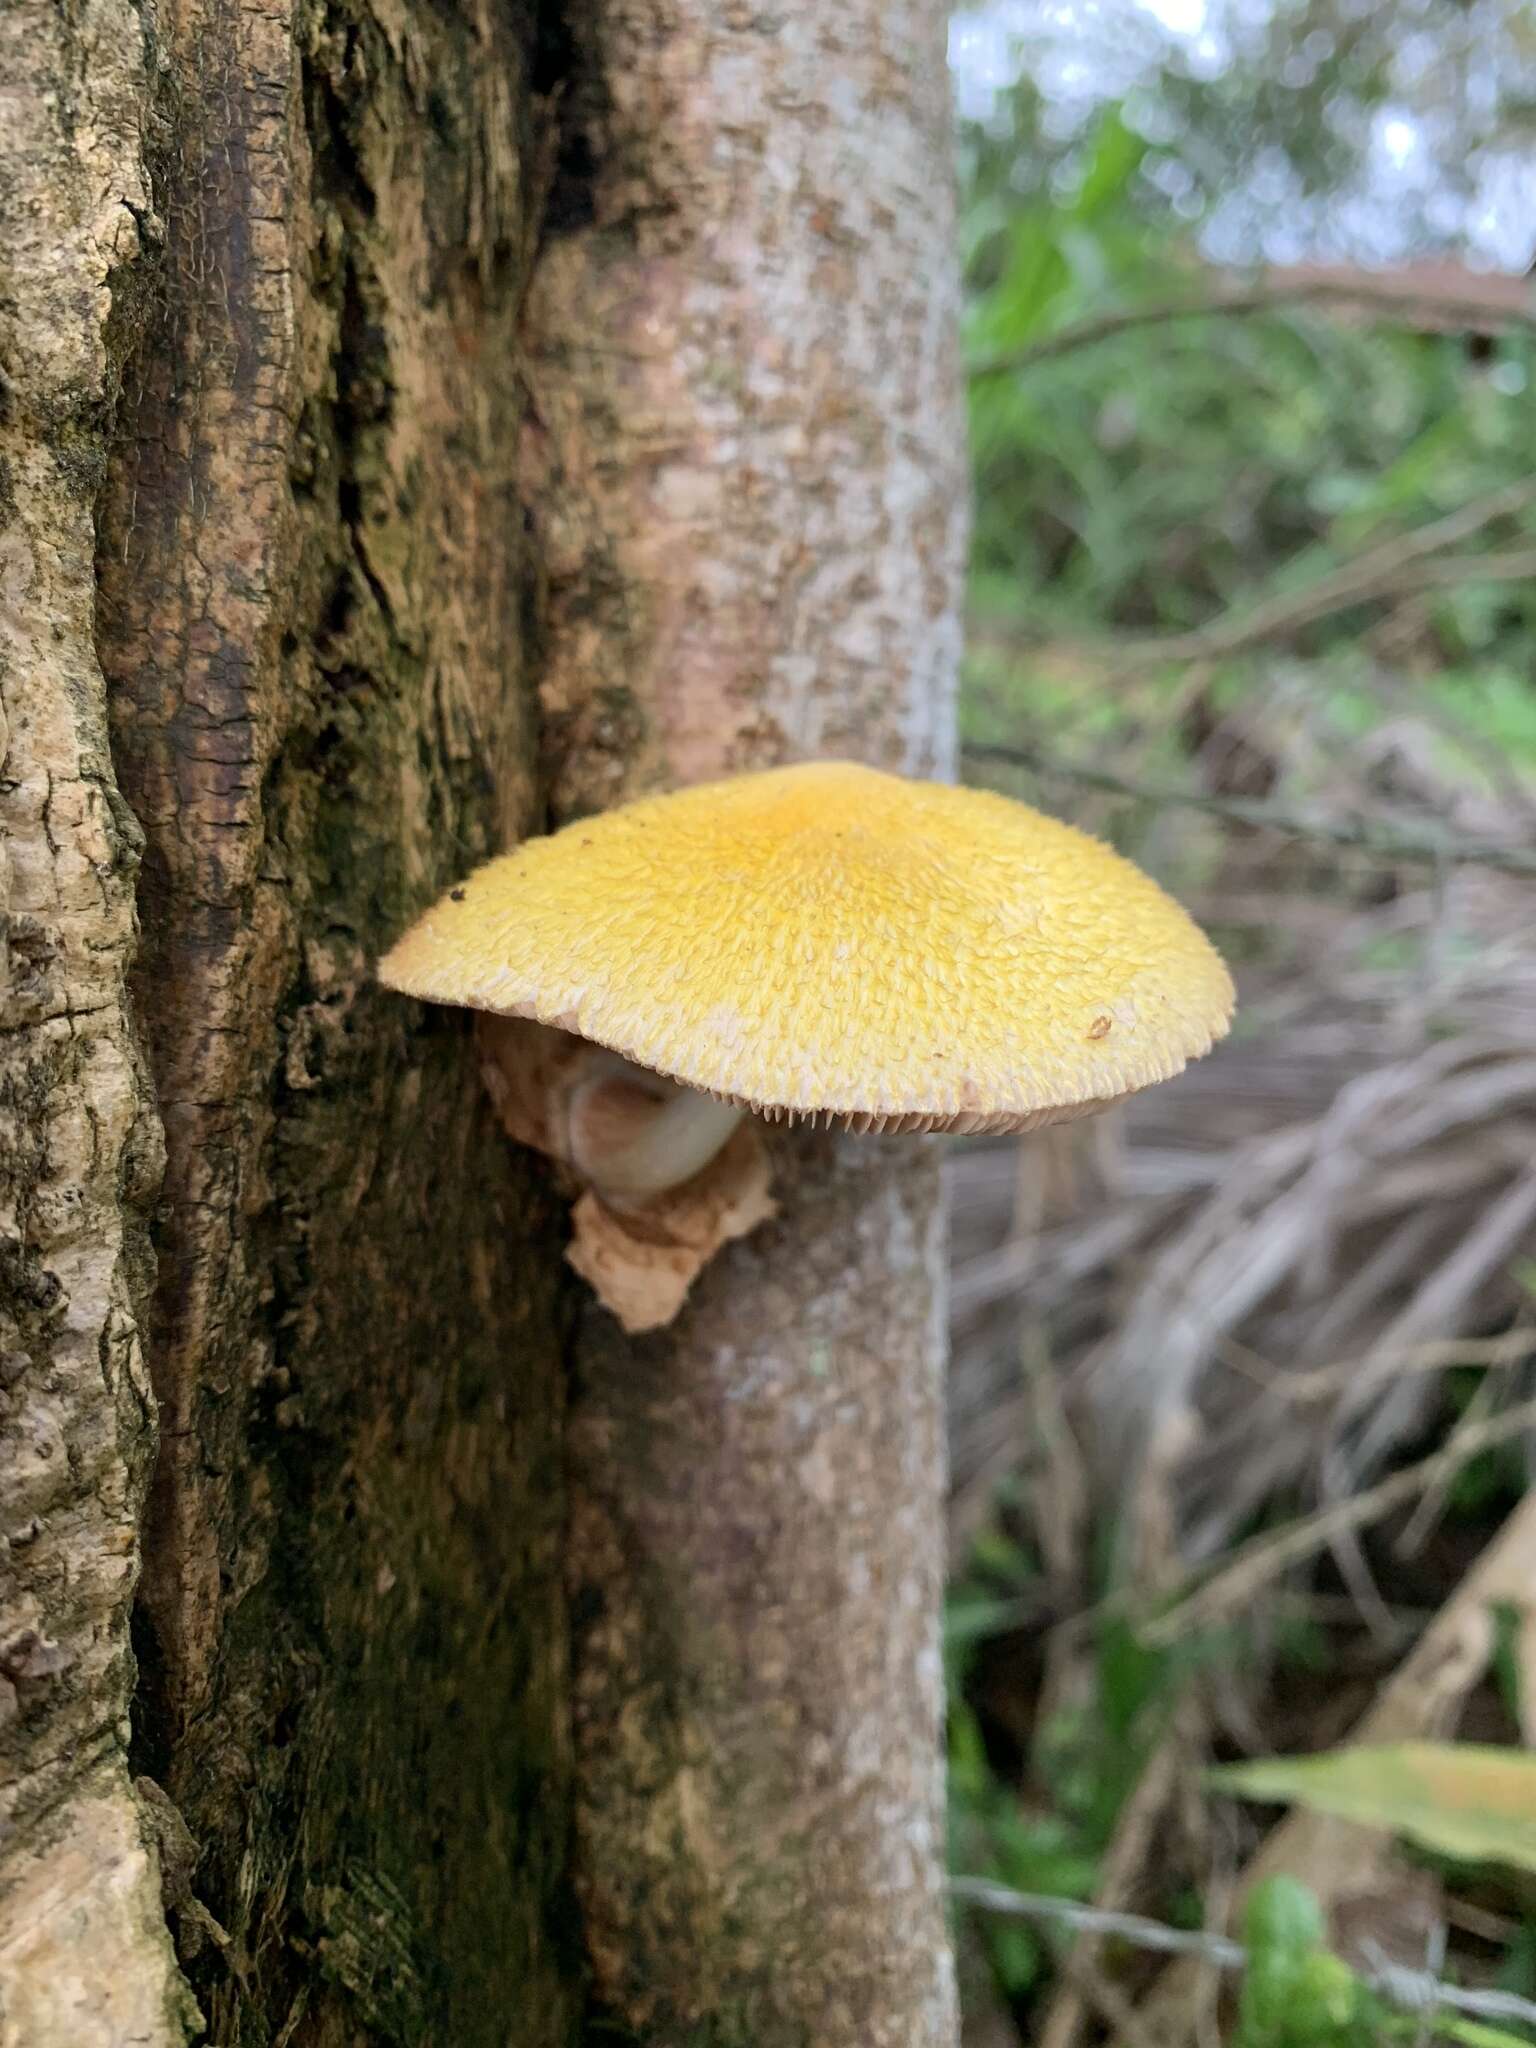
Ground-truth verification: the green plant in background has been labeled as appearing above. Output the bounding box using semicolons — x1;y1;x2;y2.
962;90;1536;853
1214;1759;1536;2045
946;1396;1536;2033
949;19;1536;2039
946;1518;1233;2009
1232;1876;1535;2048
946;1524;1099;2000
1234;1878;1369;2048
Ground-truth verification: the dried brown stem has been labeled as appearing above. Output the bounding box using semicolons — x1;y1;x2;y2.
967;742;1536;876
1137;1390;1536;1649
969;275;1536;379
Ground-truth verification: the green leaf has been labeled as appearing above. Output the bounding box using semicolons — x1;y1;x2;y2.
985;1916;1041;1997
1243;1874;1326;1962
1212;1743;1536;1873
1284;1951;1361;2040
1236;1879;1330;2048
1070;108;1147;220
943;1593;1036;1651
1428;2021;1536;2048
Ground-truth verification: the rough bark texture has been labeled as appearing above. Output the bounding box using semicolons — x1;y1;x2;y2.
7;0;965;2035
524;4;968;2039
7;0;579;2039
0;1;194;2040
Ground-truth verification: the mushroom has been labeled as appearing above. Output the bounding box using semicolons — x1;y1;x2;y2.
378;759;1234;1329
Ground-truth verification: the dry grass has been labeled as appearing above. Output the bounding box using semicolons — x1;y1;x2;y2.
951;708;1536;1562
947;683;1536;2044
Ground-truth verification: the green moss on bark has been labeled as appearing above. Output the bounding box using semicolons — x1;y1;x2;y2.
97;0;581;2038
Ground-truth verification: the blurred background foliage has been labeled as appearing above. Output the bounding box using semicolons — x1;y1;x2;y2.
944;5;1536;2043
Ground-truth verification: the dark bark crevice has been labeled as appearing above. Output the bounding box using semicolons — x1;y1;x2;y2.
529;0;603;244
92;0;583;2034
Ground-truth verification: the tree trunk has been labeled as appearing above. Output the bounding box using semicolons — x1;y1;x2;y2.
527;5;968;2041
2;0;965;2041
5;0;576;2041
0;1;193;2039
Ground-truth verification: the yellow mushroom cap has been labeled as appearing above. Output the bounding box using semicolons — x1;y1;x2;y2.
378;761;1234;1132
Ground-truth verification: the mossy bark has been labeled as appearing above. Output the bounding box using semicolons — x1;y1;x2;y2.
103;0;580;2032
6;0;579;2039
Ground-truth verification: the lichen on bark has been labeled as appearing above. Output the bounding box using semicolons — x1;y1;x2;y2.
0;0;195;2038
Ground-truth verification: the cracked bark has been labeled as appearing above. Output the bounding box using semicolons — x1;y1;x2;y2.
0;0;193;2038
6;0;575;2039
98;0;578;2034
525;4;968;2040
4;0;965;2038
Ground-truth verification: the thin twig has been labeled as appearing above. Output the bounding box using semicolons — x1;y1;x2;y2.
1396;1371;1500;1560
965;741;1536;877
951;1877;1536;2030
1137;1391;1536;1648
1194;1842;1237;2048
968;278;1536;378
1053;1944;1165;2048
1411;548;1536;585
1122;482;1536;663
1039;1737;1182;2048
972;480;1536;665
1274;1330;1536;1407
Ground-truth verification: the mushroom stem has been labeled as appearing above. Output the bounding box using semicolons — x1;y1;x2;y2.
567;1053;745;1204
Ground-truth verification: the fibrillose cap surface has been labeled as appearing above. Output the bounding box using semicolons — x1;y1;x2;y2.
379;761;1234;1131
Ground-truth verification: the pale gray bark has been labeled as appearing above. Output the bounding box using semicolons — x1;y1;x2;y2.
0;1;192;2040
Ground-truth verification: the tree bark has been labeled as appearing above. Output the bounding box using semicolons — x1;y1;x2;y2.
6;0;578;2040
525;4;968;2041
3;0;965;2039
0;2;194;2040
